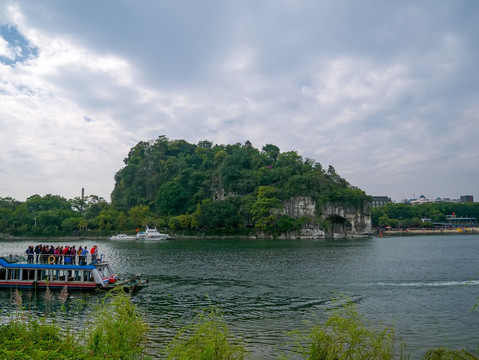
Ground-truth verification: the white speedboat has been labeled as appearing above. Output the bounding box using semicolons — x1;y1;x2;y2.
137;226;169;241
109;233;136;241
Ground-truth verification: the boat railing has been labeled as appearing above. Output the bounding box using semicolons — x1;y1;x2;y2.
0;252;105;265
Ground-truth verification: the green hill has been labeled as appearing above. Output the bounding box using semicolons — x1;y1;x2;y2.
111;136;371;235
0;136;371;237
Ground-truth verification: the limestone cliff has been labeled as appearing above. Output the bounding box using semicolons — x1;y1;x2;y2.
281;196;372;239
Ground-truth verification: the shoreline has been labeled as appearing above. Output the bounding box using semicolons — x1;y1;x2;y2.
1;228;478;242
377;228;477;236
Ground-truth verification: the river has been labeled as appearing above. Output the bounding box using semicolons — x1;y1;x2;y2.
1;234;478;359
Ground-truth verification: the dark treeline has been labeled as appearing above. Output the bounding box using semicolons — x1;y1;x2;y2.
0;136;370;237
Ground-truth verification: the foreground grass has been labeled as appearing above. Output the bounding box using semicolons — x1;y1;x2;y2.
0;290;478;359
0;289;150;360
164;308;247;360
286;301;395;360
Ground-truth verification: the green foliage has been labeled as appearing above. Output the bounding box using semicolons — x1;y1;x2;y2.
262;144;280;163
0;318;86;360
422;348;479;359
288;301;395;360
275;216;308;234
157;181;188;216
0;290;149;359
0;137;375;236
84;290;149;360
128;205;151;227
372;202;479;227
2;289;478;359
164;308;248;360
169;213;199;230
197;199;243;231
250;186;282;230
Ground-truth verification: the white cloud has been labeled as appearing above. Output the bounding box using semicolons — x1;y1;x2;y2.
0;1;478;202
0;36;15;60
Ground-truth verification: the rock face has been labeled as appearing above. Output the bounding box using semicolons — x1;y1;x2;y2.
321;203;372;238
282;196;372;239
282;196;316;217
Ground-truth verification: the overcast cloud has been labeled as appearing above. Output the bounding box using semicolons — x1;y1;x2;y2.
0;0;478;202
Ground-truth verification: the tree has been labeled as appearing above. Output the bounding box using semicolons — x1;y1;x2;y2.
156;181;188;216
128;205;150;227
261;144;280;163
198;199;243;230
250;186;281;230
61;217;82;233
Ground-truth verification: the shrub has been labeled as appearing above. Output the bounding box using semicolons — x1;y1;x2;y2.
0;319;86;360
422;347;479;359
289;301;395;360
164;308;248;359
83;289;149;360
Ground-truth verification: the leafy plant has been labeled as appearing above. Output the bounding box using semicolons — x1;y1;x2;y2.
83;289;149;360
422;347;479;359
164;308;248;359
0;318;86;360
288;301;395;360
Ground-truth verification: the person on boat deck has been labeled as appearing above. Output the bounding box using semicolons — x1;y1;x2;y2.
41;245;48;263
25;246;34;263
63;246;71;264
80;247;89;265
71;246;77;264
48;246;55;263
77;246;83;264
34;244;41;263
54;246;61;264
91;245;98;262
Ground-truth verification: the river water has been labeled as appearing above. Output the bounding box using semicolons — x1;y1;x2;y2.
1;234;478;358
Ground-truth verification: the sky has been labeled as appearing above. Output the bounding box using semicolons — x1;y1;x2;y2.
0;1;478;203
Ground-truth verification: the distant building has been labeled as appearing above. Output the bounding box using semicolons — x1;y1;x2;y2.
433;197;459;204
460;195;474;203
410;195;431;205
410;195;459;205
372;196;391;208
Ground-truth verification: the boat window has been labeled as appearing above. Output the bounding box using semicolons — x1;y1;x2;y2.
9;269;21;280
38;269;50;281
73;270;81;281
0;268;5;280
52;269;69;281
37;269;44;281
22;269;36;281
83;270;94;282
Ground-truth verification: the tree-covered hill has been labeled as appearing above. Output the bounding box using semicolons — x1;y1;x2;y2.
0;136;370;237
110;136;370;234
2;136;478;237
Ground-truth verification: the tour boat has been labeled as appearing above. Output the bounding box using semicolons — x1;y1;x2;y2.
0;253;148;292
136;225;169;241
109;233;137;241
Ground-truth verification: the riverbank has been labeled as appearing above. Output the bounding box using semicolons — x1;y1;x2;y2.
377;228;477;236
2;228;478;242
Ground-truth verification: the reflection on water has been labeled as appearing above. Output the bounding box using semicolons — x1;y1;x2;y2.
1;235;479;359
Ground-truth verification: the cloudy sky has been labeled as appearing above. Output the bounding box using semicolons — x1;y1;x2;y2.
1;1;478;203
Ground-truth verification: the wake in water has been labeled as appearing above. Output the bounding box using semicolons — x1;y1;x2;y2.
375;279;479;287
